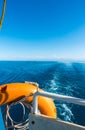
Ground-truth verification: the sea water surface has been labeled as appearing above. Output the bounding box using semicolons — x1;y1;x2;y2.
0;61;85;126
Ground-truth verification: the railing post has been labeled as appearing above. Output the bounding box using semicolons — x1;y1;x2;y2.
33;92;38;114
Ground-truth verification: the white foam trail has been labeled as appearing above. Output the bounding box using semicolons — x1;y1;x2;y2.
62;104;73;116
46;65;74;122
57;103;74;122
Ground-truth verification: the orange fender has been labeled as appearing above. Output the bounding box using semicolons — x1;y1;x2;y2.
0;83;56;118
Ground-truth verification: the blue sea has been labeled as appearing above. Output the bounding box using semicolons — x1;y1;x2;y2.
0;61;85;126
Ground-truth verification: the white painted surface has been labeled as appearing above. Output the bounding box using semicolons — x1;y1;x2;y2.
29;114;85;130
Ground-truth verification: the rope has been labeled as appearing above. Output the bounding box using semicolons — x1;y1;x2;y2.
5;103;29;130
4;94;34;130
0;0;6;28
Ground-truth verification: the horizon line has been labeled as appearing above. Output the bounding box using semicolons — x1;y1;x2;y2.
0;58;85;62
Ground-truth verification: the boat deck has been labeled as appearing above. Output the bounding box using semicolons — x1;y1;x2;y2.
29;113;85;130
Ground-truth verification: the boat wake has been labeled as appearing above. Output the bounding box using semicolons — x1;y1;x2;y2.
39;62;85;125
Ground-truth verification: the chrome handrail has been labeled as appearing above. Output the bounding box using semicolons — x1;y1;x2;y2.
33;91;85;114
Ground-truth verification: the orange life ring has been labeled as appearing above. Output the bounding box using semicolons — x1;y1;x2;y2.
0;82;56;118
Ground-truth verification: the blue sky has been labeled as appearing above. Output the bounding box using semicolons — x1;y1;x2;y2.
0;0;85;60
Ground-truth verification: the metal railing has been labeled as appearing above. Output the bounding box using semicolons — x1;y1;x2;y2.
33;91;85;114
